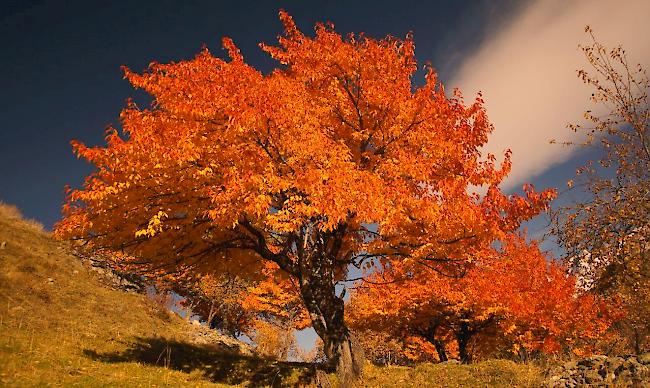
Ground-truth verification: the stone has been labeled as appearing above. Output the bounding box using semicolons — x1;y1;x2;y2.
638;352;650;365
0;241;6;249
583;370;603;384
545;355;650;387
563;360;578;370
615;368;633;381
607;356;625;370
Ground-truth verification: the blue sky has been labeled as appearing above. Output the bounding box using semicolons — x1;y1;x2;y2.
2;0;648;354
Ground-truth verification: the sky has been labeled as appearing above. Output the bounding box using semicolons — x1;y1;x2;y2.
2;0;648;352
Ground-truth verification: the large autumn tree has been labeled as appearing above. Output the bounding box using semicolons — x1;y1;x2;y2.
55;11;554;382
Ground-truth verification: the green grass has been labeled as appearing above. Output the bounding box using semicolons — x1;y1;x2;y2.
0;202;543;387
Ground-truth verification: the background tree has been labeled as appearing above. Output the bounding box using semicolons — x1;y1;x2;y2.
55;11;554;383
353;329;415;366
251;319;298;361
184;273;253;337
348;235;616;363
553;27;650;354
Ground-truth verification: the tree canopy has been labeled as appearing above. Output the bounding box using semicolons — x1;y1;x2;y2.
348;235;617;364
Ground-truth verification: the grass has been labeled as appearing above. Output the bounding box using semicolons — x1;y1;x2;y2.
0;202;312;387
359;360;542;387
0;201;544;387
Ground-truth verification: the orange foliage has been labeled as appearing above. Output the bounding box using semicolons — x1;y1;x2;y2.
251;319;297;361
55;10;555;373
241;263;310;330
348;236;619;363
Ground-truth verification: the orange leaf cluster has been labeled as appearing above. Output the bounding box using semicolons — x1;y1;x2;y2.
348;236;619;362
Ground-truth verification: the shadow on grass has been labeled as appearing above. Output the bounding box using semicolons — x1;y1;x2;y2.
83;336;317;387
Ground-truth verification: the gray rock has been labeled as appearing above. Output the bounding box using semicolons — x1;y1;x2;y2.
563;360;578;370
638;352;650;365
583;370;603;384
607;356;625;370
545;354;650;387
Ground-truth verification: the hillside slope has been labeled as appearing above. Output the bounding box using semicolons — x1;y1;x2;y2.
0;203;542;387
0;203;312;387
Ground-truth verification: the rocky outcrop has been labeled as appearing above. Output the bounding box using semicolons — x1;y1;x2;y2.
545;354;650;387
71;249;145;293
188;323;254;356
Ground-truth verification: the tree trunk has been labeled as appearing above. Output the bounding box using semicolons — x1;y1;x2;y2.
433;339;448;362
422;322;447;362
326;329;364;387
207;301;216;329
456;322;472;363
298;271;364;387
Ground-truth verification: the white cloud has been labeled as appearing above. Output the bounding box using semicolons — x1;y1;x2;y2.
451;0;650;190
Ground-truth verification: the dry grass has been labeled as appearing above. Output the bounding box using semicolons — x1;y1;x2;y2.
0;203;310;387
0;201;44;232
359;360;543;387
0;202;544;387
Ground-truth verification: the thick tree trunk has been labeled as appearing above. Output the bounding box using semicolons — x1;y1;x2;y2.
299;272;364;387
633;327;642;356
324;328;364;387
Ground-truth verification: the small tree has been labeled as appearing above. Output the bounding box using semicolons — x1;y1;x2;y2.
348;236;616;363
553;27;650;354
188;273;253;336
55;11;554;383
251;319;298;361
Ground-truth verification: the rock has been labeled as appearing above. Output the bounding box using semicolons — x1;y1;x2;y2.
583;370;603;384
545;354;650;387
638;352;650;365
47;277;54;283
563;360;578;370
607;356;625;370
0;241;6;249
616;368;633;381
191;319;201;326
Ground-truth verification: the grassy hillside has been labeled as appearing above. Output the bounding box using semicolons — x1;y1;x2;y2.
0;202;543;387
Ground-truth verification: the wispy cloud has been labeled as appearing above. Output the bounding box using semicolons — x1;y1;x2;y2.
451;0;650;191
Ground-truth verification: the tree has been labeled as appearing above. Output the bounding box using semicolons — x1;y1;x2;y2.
348;236;616;363
553;27;650;354
184;273;253;337
55;11;554;383
251;319;298;361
